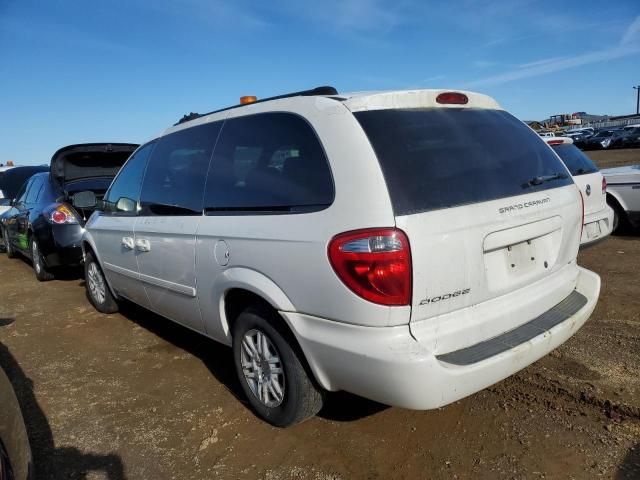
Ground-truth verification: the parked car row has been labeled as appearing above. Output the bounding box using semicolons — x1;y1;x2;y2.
556;125;640;150
1;87;607;427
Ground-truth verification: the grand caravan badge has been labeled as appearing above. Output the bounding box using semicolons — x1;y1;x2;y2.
499;197;550;214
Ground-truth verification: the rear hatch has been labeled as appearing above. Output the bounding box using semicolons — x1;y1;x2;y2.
50;143;139;196
352;92;582;323
550;143;605;215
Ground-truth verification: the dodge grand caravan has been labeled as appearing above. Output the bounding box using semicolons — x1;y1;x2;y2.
81;87;600;427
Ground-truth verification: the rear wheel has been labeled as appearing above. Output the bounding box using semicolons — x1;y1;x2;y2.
30;237;54;281
608;197;628;234
85;251;118;314
232;307;323;427
3;228;15;258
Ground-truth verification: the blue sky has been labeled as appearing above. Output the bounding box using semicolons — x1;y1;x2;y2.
1;0;639;165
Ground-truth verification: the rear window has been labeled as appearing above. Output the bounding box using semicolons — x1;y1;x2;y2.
355;108;573;216
551;144;598;176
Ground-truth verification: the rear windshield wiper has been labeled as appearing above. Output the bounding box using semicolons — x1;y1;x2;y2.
522;172;568;188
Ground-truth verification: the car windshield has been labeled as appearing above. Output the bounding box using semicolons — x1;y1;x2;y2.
551;144;598;176
594;131;613;138
354;108;573;216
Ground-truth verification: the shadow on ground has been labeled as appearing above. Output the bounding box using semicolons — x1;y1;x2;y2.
0;338;126;480
116;301;388;423
616;442;640;479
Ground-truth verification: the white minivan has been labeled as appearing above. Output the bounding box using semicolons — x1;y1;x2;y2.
80;87;600;426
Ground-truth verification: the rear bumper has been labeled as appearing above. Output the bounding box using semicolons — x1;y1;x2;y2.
580;205;614;248
282;266;600;410
37;224;84;268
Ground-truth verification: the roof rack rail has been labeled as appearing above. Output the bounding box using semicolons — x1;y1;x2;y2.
175;112;202;126
174;86;338;126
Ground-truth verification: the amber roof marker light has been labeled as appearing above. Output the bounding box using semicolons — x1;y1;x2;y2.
240;95;257;104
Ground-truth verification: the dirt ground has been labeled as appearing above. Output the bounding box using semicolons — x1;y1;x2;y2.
1;149;639;480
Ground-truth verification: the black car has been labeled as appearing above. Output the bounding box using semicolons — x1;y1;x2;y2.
620;127;640;148
1;143;138;281
580;129;625;150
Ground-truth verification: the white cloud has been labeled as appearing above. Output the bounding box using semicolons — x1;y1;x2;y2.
517;56;566;69
466;16;640;88
621;15;640;45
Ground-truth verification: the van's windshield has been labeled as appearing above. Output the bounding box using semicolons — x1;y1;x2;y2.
355;108;573;216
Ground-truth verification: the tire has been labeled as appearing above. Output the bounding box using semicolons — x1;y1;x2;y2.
3;228;16;259
232;307;323;427
30;237;54;282
607;197;628;234
612;208;620;233
84;251;118;314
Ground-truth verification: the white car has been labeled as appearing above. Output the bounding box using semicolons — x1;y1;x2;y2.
602;164;640;231
80;87;600;426
545;137;614;246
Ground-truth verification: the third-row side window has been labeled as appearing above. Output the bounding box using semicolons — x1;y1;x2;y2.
203;112;334;213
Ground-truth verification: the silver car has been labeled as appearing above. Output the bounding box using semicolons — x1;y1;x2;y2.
602;165;640;231
81;87;600;426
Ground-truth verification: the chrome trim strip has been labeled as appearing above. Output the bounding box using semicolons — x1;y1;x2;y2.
103;262;139;280
138;272;197;297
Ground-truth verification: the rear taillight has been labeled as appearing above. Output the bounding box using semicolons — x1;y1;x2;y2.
579;191;585;239
48;204;79;225
602;177;607;194
328;228;412;306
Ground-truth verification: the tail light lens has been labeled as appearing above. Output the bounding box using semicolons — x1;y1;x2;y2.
328;228;412;306
579;191;585;239
48;204;79;224
602;177;607;194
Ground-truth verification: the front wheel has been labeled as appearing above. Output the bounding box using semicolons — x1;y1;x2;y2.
232;307;324;427
31;237;54;281
84;251;118;313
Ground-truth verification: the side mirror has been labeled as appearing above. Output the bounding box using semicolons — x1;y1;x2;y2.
72;191;97;209
116;197;136;213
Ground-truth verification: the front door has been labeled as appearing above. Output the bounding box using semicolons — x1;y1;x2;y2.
134;120;222;333
90;142;155;309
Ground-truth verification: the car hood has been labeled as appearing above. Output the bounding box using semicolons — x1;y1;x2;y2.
50;143;139;190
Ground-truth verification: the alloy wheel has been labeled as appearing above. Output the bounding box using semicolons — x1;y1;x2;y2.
240;328;285;407
87;262;106;305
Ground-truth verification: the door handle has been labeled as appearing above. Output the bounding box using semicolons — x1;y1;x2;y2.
121;236;134;250
135;238;151;252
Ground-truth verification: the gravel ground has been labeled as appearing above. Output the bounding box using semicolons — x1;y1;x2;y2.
0;149;639;479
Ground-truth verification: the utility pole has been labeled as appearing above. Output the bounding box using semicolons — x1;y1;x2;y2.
634;85;640;116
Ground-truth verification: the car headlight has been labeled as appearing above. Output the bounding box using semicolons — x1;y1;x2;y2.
601;138;611;147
